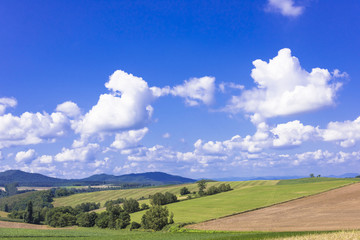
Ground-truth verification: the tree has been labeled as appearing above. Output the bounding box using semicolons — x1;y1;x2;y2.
5;182;18;196
24;201;33;223
95;212;109;228
206;186;219;195
197;180;207;196
141;205;170;231
76;212;98;227
130;221;141;230
310;173;315;178
164;192;177;204
4;204;9;213
180;187;190;195
123;198;140;213
150;193;166;206
141;203;149;210
107;203;130;229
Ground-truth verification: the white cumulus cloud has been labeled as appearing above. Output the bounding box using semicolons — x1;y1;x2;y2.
266;0;304;17
0;112;70;149
56;101;81;118
55;143;100;162
15;149;36;163
271;120;318;147
225;48;343;119
74;70;154;137
111;127;149;150
151;76;216;106
0;97;17;115
321;116;360;148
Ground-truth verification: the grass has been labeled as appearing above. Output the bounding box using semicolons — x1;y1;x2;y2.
278;230;360;240
53;180;279;207
277;177;360;185
0;210;8;217
130;179;357;223
0;227;338;240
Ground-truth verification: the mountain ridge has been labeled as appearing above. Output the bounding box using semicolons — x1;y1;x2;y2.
0;170;195;187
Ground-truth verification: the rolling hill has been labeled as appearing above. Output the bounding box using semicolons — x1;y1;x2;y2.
0;170;195;187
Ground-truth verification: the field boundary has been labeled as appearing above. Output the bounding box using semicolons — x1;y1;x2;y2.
185;181;358;228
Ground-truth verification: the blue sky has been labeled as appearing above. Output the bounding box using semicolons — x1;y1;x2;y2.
1;0;360;179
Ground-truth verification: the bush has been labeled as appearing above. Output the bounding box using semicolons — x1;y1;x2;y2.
95;212;109;228
107;203;130;229
75;202;100;212
141;203;149;210
206;186;220;195
150;192;178;206
76;212;97;227
141;205;170;231
45;206;78;227
123;198;140;213
180;187;190;195
130;221;141;230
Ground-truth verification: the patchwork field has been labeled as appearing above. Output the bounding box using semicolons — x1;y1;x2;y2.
53;180;278;207
130;179;357;223
188;182;360;232
0;226;340;240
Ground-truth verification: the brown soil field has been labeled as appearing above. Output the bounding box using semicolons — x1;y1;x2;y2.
188;183;360;232
0;220;55;229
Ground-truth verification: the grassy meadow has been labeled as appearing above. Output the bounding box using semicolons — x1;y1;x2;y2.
0;227;339;240
52;178;359;224
53;180;279;207
130;179;357;223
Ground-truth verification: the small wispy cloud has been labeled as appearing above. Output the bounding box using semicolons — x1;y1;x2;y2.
266;0;304;17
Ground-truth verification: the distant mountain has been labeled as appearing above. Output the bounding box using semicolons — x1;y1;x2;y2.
326;173;359;178
0;170;69;187
0;170;195;187
214;176;304;181
214;173;360;181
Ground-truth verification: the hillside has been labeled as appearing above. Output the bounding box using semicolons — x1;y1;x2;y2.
0;170;195;187
0;170;69;187
53;180;278;207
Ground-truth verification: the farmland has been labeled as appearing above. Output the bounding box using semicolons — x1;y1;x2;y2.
52;178;359;224
0;226;340;240
53;180;278;207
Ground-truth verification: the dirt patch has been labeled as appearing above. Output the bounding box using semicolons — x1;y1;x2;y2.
187;183;360;232
0;220;55;229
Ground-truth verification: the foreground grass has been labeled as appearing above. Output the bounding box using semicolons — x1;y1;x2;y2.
278;230;360;240
0;227;335;240
53;180;278;207
130;179;357;223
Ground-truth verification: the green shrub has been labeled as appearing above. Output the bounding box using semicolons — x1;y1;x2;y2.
141;205;170;231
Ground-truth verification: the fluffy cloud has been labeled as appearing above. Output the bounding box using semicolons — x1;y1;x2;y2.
151;76;215;106
271;120;318;147
321;116;360;147
110;127;149;150
162;132;170;139
15;149;36;163
55;143;100;162
36;155;53;164
56;101;81;118
74;70;154;137
0;112;70;149
171;76;215;106
225;48;343;119
266;0;304;17
0;97;17;115
219;82;244;93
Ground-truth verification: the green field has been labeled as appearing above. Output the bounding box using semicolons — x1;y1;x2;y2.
130;179;357;223
0;227;336;240
53;180;279;207
52;178;359;225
